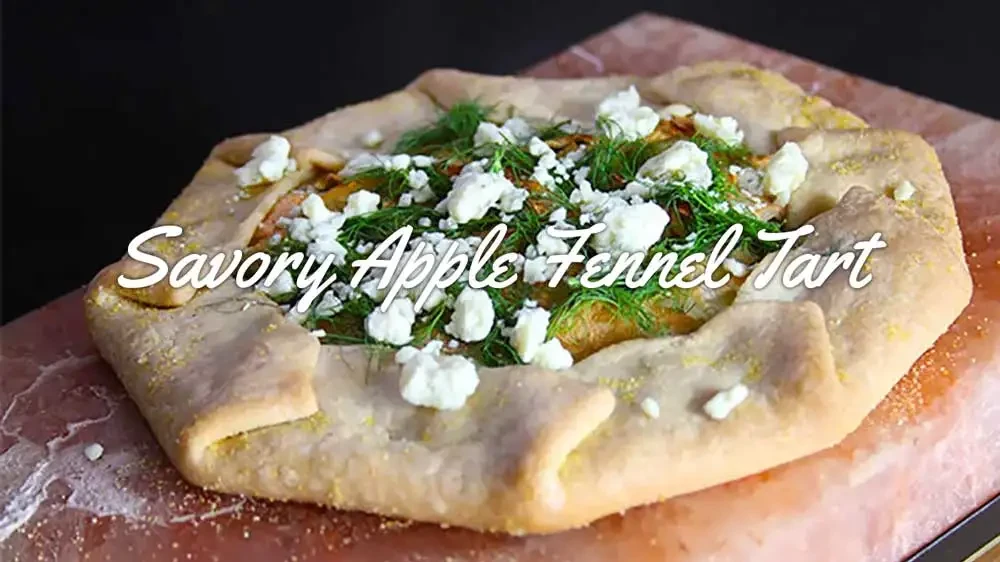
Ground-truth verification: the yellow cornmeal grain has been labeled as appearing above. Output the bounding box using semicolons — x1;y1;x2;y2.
886;324;911;341
830;158;865;175
596;375;644;403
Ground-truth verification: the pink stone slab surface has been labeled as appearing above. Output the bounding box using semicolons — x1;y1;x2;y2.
2;12;999;562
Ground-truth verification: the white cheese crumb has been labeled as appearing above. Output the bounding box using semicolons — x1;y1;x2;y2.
301;193;335;223
396;341;479;410
531;338;574;370
234;135;296;187
412;155;436;168
259;270;295;297
343;189;380;218
693;113;745;146
314;291;344;316
387;154;411;170
447;339;460;349
630;140;712;191
549;207;568;223
499;186;529;212
365;298;416;345
417;217;432;227
501;117;534;143
510;305;551;363
445;287;495;343
360;129;384;148
723;258;750;278
528;136;570;189
763;142;809;205
446;161;516;223
474;122;515;147
309;329;327;338
339;153;385;177
893;180;916;202
659;103;693;118
83;443;104;462
591;202;670;254
640;397;661;419
596;85;660;140
703;383;750;420
523;256;557;284
407;169;429;189
535;229;570;256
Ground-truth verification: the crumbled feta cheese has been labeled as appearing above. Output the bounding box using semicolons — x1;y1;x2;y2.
531;338;574;370
343;189;380;218
560;145;588;169
259;270;295;297
549;207;568;223
499;187;529;212
735;167;764;195
893;180;916;202
361;129;384;148
523;256;557;284
535;228;570;256
640;397;661;419
507;304;573;369
407;169;429;189
474;122;515;147
591;202;670;254
339;153;384;177
500;213;514;223
693;113;744;146
387;154;411;170
510;305;550;362
763;142;809;205
234;135;297;187
528;136;570;189
501;117;534;142
631;140;712;190
301;193;335;223
703;383;750;420
446;161;516;223
315;290;344;316
596;85;660;140
397;192;414;207
445;287;495;343
365;298;416;345
412;155;436;168
439;217;458;231
579;212;593;225
417;217;432;227
310;329;327;338
307;234;349;265
659;103;693;118
723;258;750;278
83;443;104;461
397;341;479;410
447;339;460;349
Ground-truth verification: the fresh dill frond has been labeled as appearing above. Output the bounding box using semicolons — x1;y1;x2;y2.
411;300;449;346
342;166;411;201
394;101;493;154
534;119;574;140
339;205;440;246
583;135;670;189
309;295;377;345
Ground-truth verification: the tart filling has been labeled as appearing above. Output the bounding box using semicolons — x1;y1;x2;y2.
247;88;809;410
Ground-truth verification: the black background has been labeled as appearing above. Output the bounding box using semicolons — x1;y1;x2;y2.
3;0;999;323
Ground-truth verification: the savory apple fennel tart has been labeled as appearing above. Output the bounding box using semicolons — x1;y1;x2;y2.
85;61;971;534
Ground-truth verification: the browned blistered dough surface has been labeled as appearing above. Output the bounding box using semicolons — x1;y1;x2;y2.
2;13;998;562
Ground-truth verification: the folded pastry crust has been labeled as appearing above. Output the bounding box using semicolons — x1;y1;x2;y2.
85;62;972;534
